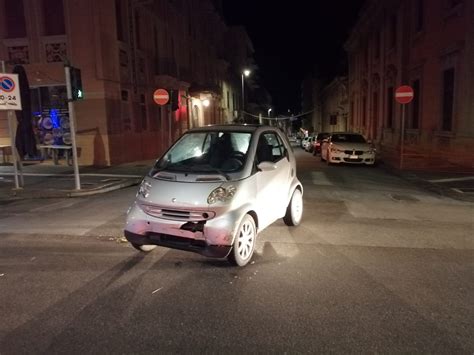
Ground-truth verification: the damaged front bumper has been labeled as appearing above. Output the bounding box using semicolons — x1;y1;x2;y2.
124;202;241;258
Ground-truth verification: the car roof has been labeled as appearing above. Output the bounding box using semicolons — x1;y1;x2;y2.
188;124;278;134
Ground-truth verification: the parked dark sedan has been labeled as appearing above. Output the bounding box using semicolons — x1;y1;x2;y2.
312;132;330;156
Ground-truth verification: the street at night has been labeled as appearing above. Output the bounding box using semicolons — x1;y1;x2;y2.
1;148;473;353
1;0;474;353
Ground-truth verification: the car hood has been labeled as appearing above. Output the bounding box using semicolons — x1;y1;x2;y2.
139;175;227;209
332;142;371;151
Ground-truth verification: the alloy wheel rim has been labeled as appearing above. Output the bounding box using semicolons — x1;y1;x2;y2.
237;220;255;260
291;190;303;223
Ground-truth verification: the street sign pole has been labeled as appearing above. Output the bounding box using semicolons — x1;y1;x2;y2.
400;104;406;170
395;85;414;170
1;60;23;189
65;65;81;190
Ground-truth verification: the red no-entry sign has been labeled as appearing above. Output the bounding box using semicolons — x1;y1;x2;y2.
395;85;414;104
153;89;169;105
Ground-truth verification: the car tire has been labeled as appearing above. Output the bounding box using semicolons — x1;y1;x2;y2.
228;214;257;267
131;243;157;252
283;188;303;226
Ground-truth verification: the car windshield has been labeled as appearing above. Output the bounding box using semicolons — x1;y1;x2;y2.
331;134;367;143
150;130;252;176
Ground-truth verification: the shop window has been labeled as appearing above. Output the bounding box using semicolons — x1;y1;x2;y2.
42;0;66;36
4;0;27;38
441;68;455;131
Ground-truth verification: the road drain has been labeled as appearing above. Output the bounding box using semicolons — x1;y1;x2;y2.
390;194;419;202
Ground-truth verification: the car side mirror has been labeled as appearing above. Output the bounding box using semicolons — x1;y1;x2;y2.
257;161;277;171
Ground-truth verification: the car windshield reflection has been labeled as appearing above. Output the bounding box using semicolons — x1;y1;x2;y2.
150;130;252;176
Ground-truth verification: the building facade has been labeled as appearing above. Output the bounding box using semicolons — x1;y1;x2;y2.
0;0;255;165
345;0;474;170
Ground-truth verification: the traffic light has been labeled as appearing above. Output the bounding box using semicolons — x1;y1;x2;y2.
70;67;84;101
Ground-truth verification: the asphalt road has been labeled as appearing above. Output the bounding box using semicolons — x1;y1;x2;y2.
0;149;473;353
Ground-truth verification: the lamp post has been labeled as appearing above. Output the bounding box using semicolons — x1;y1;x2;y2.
241;69;251;122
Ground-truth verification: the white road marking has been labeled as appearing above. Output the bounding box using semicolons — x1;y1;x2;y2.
428;176;474;183
311;171;333;186
29;200;78;212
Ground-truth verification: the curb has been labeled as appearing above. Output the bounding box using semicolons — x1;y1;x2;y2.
7;178;141;199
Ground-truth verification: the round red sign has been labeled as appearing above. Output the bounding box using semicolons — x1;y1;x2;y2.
395;85;414;104
153;89;169;105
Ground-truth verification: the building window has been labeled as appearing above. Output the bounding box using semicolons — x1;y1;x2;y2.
4;0;26;38
42;0;65;36
374;32;380;60
441;68;455;131
115;0;125;41
140;94;148;131
330;115;337;126
227;91;230;108
154;26;159;74
362;96;367;127
415;0;424;33
411;79;421;129
387;87;394;128
135;11;141;49
448;0;462;8
389;14;397;49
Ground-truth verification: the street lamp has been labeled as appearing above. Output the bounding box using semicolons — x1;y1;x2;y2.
241;69;251;121
268;108;272;117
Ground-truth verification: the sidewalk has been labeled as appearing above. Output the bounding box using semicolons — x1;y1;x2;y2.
381;163;474;203
0;160;152;200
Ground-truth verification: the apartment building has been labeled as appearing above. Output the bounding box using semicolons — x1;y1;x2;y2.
345;0;474;170
0;0;253;165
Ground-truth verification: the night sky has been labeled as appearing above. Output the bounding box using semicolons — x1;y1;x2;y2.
222;1;365;115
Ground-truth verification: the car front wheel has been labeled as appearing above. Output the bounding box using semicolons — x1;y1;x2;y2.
283;188;303;226
228;214;257;267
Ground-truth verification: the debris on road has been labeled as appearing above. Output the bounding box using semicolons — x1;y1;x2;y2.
152;287;163;294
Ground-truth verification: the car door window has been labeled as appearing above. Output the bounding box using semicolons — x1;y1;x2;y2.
263;132;285;162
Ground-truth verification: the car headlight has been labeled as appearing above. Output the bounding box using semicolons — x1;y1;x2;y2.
137;180;151;198
366;148;376;154
330;147;344;153
207;185;237;204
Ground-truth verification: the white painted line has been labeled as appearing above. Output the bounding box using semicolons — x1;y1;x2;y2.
395;92;413;98
428;176;474;183
311;172;333;186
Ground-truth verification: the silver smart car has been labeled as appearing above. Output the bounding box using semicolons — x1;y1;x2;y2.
124;124;303;266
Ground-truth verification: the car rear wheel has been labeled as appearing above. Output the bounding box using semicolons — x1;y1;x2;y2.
283;188;303;226
131;243;157;252
228;214;256;267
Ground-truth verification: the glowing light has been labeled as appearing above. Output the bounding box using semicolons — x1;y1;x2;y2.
243;69;251;77
202;99;210;107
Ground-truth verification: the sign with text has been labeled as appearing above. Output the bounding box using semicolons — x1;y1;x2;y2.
0;73;22;110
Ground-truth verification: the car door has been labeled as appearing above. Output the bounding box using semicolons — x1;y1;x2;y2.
255;131;291;229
